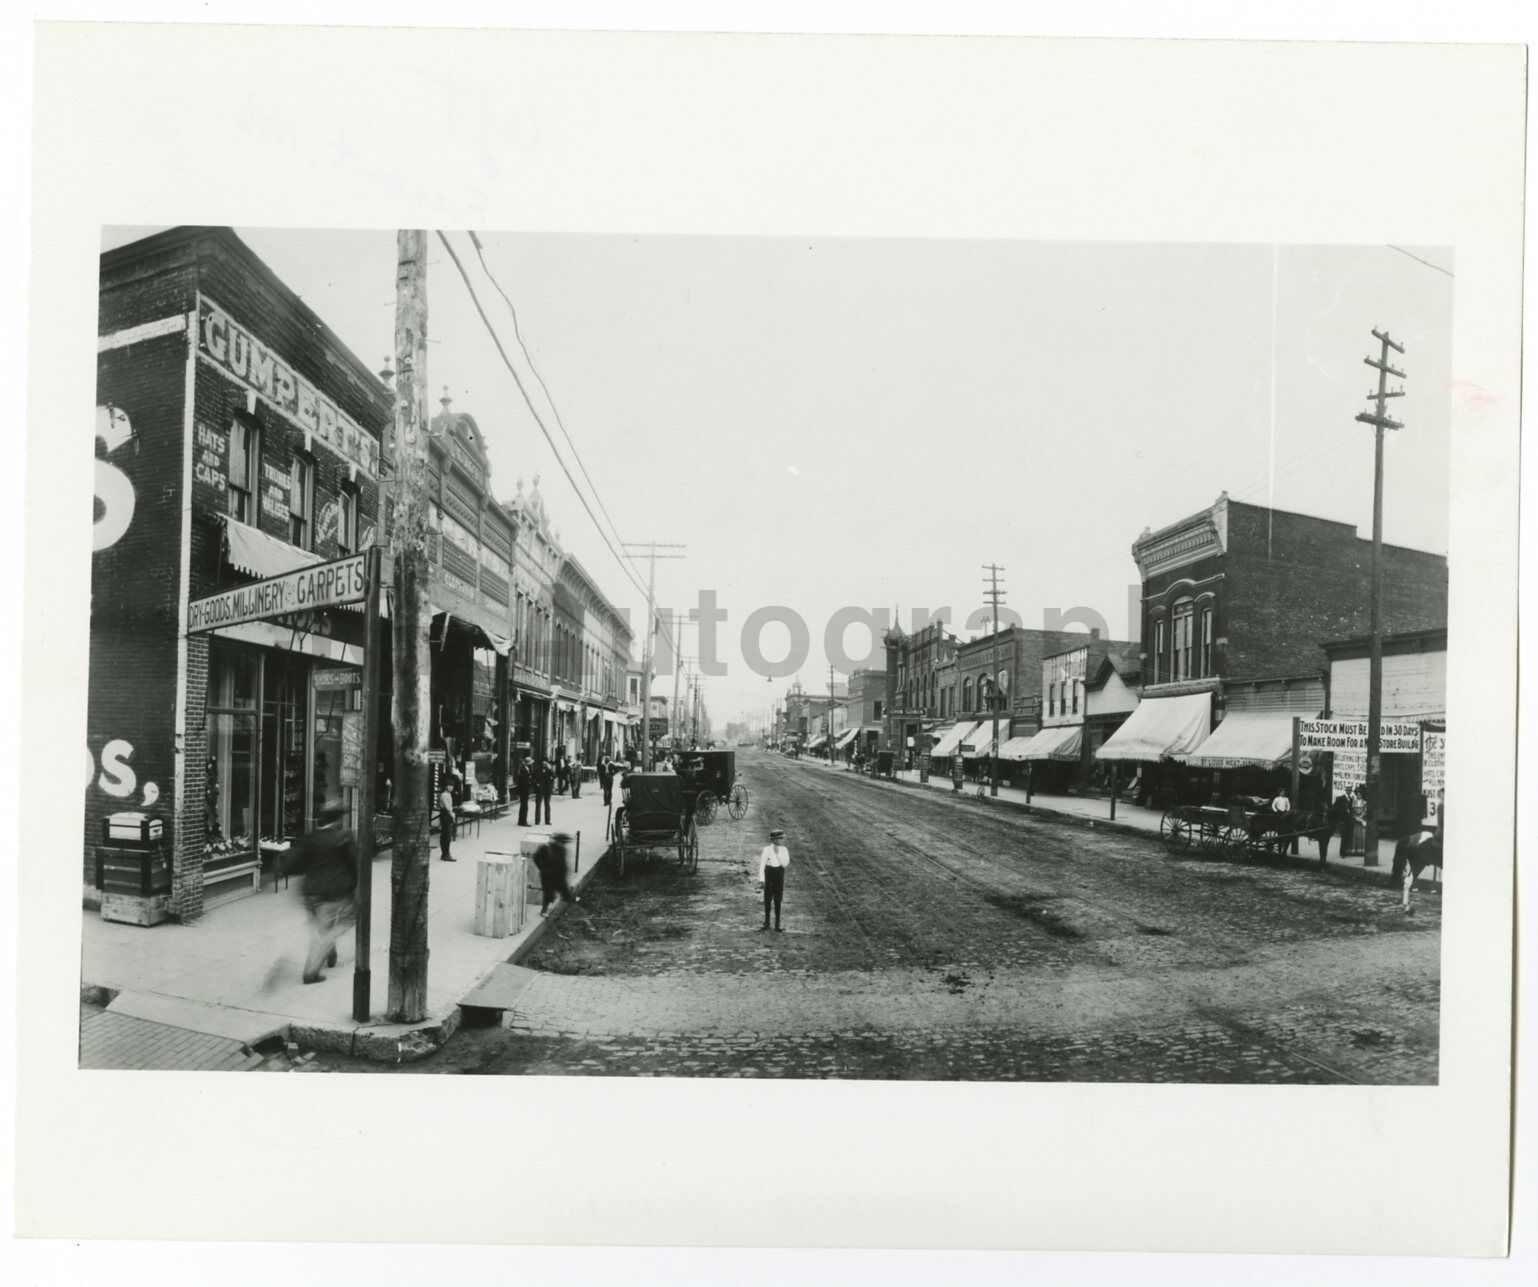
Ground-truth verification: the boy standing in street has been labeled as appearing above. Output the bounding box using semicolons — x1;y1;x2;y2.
757;827;791;932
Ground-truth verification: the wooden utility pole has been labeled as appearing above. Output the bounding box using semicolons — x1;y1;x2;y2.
623;541;684;769
828;662;839;762
982;563;1006;798
352;544;383;1022
1355;328;1406;868
387;230;432;1022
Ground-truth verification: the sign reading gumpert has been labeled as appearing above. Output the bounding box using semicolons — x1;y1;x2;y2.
187;554;368;634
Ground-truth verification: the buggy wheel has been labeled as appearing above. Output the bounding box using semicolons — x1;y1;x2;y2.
1159;809;1192;853
686;820;699;874
696;792;718;825
728;782;750;820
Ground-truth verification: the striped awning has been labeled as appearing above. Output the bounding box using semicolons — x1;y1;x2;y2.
834;728;860;749
929;721;980;758
962;722;1010;756
221;517;366;614
1177;711;1297;770
999;725;1082;762
1096;693;1212;762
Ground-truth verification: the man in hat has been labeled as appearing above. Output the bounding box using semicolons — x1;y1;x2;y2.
515;753;533;827
757;826;791;932
282;800;359;984
532;831;579;916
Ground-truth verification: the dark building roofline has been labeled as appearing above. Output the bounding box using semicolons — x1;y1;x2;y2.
101;226;392;419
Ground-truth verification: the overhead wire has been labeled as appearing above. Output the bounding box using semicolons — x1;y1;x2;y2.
433;231;684;666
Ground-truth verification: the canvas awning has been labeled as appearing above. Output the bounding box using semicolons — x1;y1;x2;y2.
223;516;320;579
962;722;1010;756
430;609;511;656
1176;711;1298;770
1095;693;1212;762
1001;725;1083;762
834;728;860;749
807;734;828;750
929;721;980;758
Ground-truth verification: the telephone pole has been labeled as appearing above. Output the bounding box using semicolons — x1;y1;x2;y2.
828;662;839;761
387;231;432;1022
623;541;684;769
982;564;1006;798
1355;328;1406;868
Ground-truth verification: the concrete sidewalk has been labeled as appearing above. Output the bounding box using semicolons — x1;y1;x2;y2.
80;786;618;1065
793;755;1438;892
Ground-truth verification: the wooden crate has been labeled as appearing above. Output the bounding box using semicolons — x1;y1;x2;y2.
100;890;171;927
474;853;526;939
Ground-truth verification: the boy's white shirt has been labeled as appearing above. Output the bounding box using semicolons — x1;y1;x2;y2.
757;843;790;882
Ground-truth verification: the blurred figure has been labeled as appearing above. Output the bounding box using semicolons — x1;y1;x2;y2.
532;831;579;916
282;800;359;984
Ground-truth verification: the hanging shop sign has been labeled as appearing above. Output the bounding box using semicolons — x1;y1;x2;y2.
313;667;362;690
1421;729;1446;794
1297;718;1422;754
187;553;368;634
197;297;381;479
340;712;363;786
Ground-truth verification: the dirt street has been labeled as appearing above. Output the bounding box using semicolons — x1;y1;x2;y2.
296;750;1440;1081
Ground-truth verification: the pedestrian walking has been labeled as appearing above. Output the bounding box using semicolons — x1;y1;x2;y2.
535;756;555;826
515;753;533;827
757;826;791;932
438;775;457;862
281;799;359;984
532;830;580;916
599;755;614;807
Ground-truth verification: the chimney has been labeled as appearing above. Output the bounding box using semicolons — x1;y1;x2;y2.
1091;627;1101;640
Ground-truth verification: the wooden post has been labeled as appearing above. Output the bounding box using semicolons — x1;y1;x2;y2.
352;545;383;1022
387;230;433;1023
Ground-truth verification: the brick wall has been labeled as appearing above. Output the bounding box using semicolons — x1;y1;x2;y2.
89;333;188;901
1223;503;1447;682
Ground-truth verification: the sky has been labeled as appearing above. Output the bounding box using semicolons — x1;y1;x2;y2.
102;228;1454;731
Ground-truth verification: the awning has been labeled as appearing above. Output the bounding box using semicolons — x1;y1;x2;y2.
1095;693;1212;762
807;734;828;750
962;721;1010;756
929;721;980;758
430;610;511;656
1176;711;1298;770
834;728;860;749
1001;725;1083;762
223;517;321;579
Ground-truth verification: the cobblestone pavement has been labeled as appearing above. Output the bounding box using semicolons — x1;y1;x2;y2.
302;750;1440;1082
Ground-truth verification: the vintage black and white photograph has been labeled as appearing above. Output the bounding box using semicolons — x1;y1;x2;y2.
17;17;1523;1262
82;228;1452;1084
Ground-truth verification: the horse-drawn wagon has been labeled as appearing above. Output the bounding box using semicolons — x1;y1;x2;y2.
678;749;750;824
1159;800;1328;863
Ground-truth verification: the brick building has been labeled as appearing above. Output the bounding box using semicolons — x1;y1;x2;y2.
1100;492;1448;813
93;227;389;920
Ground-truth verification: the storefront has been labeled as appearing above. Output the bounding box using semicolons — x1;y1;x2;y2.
1094;691;1214;813
1001;725;1081;794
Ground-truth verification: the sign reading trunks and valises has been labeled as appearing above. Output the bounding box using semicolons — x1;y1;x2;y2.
187;554;368;634
197;296;381;479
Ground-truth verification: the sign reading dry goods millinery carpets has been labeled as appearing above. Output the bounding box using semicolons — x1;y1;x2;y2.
187;554;368;634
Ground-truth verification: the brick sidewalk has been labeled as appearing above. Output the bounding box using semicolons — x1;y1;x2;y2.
79;1009;265;1071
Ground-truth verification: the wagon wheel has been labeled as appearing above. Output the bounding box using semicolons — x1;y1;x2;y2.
685;820;699;874
696;792;718;825
1159;809;1193;853
1198;823;1226;856
1219;825;1250;862
728;781;750;820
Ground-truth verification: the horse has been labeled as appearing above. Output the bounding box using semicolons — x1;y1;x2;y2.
1243;803;1336;862
1390;830;1443;914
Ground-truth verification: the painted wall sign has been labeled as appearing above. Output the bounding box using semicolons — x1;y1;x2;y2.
188;553;367;634
93;404;136;552
194;422;228;492
196;296;381;479
1421;730;1446;794
1298;718;1422;754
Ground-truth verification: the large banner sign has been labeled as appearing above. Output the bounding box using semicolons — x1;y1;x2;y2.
1297;718;1423;754
187;554;368;634
197;297;381;479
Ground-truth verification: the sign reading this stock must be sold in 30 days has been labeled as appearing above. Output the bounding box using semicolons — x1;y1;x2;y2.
187;554;368;634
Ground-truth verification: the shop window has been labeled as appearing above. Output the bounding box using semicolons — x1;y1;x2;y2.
289;454;314;548
206;649;261;862
227;417;260;524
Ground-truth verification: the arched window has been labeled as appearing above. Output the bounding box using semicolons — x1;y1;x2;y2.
1150;611;1167;685
963;678;973;712
1172;598;1195;681
1198;600;1215;677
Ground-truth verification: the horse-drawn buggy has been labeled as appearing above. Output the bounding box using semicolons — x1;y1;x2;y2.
680;749;750;824
612;772;699;876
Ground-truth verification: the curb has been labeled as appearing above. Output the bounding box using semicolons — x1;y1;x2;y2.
783;756;1419;894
